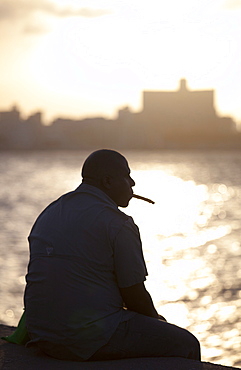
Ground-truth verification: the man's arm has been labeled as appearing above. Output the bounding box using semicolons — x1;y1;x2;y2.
120;282;166;320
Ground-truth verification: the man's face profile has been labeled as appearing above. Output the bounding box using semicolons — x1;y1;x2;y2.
108;158;135;208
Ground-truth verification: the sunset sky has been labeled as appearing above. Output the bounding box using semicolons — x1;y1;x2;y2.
0;0;241;124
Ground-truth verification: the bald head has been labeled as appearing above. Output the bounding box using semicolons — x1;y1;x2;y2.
82;149;128;182
81;149;135;207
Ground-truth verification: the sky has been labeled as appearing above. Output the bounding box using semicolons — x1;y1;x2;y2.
0;0;241;124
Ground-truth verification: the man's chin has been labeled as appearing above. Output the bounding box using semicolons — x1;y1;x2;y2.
118;199;130;208
119;203;128;208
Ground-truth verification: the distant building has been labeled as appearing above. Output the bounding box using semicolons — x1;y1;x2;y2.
0;107;44;149
143;79;215;122
0;106;22;148
137;79;236;148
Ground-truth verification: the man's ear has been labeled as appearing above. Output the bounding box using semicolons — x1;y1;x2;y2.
101;175;112;189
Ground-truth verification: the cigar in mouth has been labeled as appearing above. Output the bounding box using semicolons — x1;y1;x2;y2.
132;194;155;204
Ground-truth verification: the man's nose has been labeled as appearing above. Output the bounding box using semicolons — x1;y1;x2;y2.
130;177;135;187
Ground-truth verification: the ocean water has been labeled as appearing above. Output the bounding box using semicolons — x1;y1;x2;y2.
0;150;241;367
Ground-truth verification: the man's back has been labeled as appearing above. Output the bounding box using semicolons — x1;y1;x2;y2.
24;183;145;360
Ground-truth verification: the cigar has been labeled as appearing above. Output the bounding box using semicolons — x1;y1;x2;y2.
133;194;155;204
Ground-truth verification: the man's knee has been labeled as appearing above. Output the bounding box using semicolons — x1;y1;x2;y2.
182;329;201;361
189;333;201;360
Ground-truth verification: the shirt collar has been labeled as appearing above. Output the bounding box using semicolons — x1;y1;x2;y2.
75;183;118;208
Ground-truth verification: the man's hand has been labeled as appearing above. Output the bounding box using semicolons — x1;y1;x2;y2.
120;282;163;319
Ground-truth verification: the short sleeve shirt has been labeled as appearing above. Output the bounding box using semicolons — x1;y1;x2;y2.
24;184;148;360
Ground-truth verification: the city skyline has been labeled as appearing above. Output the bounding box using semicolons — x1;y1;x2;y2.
1;0;241;124
1;79;240;151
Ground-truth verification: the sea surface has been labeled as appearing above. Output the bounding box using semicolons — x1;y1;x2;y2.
0;150;241;367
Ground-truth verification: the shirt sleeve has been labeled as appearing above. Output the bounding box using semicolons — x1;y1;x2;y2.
113;217;148;288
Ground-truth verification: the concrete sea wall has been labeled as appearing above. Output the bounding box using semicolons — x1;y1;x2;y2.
1;325;239;370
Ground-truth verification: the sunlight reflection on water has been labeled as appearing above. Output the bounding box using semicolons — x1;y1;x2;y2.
1;150;241;367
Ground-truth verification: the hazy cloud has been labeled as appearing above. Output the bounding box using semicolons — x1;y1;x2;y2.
224;0;241;9
22;23;50;35
0;0;111;21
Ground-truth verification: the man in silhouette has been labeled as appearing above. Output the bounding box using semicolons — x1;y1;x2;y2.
24;149;201;361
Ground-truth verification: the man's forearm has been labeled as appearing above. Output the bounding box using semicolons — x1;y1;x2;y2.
120;283;160;319
132;289;159;318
